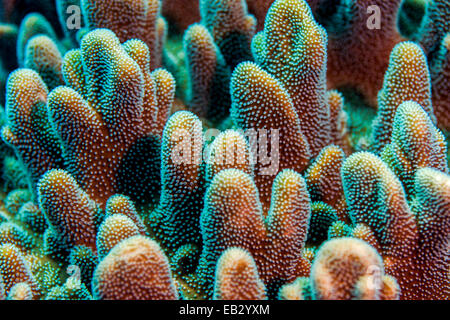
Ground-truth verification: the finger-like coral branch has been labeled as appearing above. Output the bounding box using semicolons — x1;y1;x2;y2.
2;69;64;191
325;0;404;105
96;214;140;260
200;0;256;69
183;24;231;122
429;34;450;131
92;235;179;300
213;248;266;300
81;0;163;69
381;101;448;196
310;238;399;300
196;169;311;298
231;62;310;211
342;152;418;258
205;129;253;183
24;35;64;90
412;168;450;299
49;29;174;206
372;42;434;154
305;145;346;212
0;244;40;299
17;13;58;67
252;0;330;156
150;111;204;250
38;169;98;251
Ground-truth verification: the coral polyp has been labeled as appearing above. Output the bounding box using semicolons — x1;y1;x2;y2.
0;0;448;301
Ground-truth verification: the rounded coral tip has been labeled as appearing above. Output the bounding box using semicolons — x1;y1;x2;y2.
214;247;266;300
92;235;178;300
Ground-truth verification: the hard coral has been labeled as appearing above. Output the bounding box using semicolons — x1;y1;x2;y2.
81;0;164;69
196;169;311;298
252;0;330;156
49;29;174;206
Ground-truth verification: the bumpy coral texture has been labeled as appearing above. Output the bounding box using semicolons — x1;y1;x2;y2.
372;41;434;154
428;33;450;131
325;0;404;105
183;24;231;123
96;214;140;260
2;69;64;191
105;195;146;235
310;238;399;300
55;0;84;44
246;0;320;30
38;169;97;251
381;101;447;196
200;0;256;69
0;0;449;302
24;35;64;90
0;244;40;298
92;235;178;300
150;111;205;251
343;153;449;299
409;168;450;299
81;0;164;69
50;29;174;206
305;145;346;212
252;0;330;156
278;277;312;300
231;62;310;212
205;129;253;183
46;275;93;300
419;0;449;59
196;169;311;298
213;247;266;300
417;0;449;131
7;282;33;300
16;13;58;68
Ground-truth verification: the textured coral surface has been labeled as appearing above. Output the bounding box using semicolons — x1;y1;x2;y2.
0;0;448;301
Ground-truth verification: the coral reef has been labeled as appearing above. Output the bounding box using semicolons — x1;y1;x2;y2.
3;69;64;191
324;0;404;105
200;0;256;70
305;145;346;214
24;35;64;90
0;243;40;298
309;238;400;300
0;0;448;302
149;111;204;251
38;169;98;251
49;29;174;206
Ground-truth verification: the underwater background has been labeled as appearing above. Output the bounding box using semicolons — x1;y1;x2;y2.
0;0;448;300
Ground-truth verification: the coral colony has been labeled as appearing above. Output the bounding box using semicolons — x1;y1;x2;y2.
0;0;448;301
